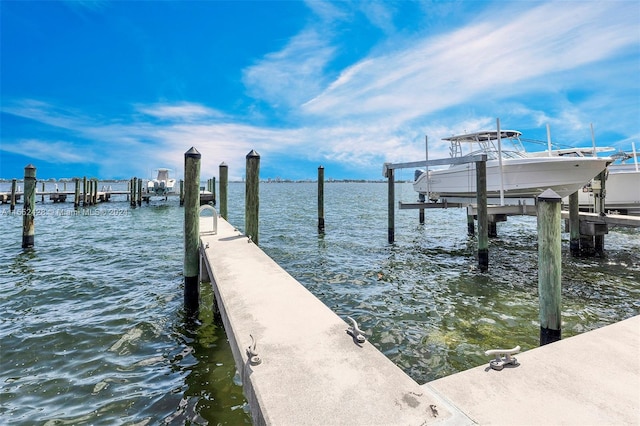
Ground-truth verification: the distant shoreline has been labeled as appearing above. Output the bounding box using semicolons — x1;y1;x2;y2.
0;178;411;184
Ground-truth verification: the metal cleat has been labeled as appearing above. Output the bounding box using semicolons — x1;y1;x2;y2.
246;334;261;365
484;345;520;371
346;316;366;344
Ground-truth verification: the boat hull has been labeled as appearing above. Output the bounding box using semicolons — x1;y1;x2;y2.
414;157;610;200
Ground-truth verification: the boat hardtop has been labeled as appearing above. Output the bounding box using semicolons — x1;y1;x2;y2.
442;130;522;143
443;130;526;162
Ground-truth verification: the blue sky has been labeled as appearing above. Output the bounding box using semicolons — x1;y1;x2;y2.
1;1;639;181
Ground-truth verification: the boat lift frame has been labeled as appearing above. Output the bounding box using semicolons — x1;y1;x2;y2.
383;153;491;271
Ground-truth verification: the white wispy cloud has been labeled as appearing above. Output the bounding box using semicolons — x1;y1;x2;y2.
302;1;637;124
1;139;89;163
136;102;226;121
2;1;637;180
242;28;336;108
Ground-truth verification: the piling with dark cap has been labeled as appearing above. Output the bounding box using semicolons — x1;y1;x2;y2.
245;150;260;245
22;164;36;248
184;147;201;316
219;163;228;220
318;166;325;233
537;189;562;345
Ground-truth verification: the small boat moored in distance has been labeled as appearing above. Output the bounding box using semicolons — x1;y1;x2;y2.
413;130;612;204
147;168;176;198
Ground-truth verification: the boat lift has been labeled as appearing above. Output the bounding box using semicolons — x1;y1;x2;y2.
383;153;491;271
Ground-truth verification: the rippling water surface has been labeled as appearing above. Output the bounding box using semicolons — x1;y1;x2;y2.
1;181;638;423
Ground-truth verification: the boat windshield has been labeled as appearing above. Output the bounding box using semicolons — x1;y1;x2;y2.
446;130;526;159
467;149;527;161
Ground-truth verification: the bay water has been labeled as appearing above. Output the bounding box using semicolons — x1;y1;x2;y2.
1;181;639;424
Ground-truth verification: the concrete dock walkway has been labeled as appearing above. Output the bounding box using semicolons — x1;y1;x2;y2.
426;315;640;425
199;217;470;425
200;216;639;425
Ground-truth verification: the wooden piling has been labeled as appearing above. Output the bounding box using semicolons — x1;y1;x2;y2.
476;160;488;271
318;165;325;233
82;177;88;207
488;221;498;238
419;208;425;224
137;178;143;206
580;234;595;257
10;179;17;212
92;179;98;205
569;191;580;256
212;177;216;206
41;181;45;203
179;179;184;207
537;189;562;345
184;147;201;316
130;178;136;208
387;167;395;244
594;171;606;257
74;178;80;210
467;210;475;236
22;165;36;248
245;150;260;245
219;163;228;220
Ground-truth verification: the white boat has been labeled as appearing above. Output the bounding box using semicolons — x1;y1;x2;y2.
147;168;176;197
413;130;611;203
530;146;640;215
577;153;640;215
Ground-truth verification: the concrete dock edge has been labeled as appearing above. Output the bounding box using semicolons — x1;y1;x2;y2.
199;217;470;425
